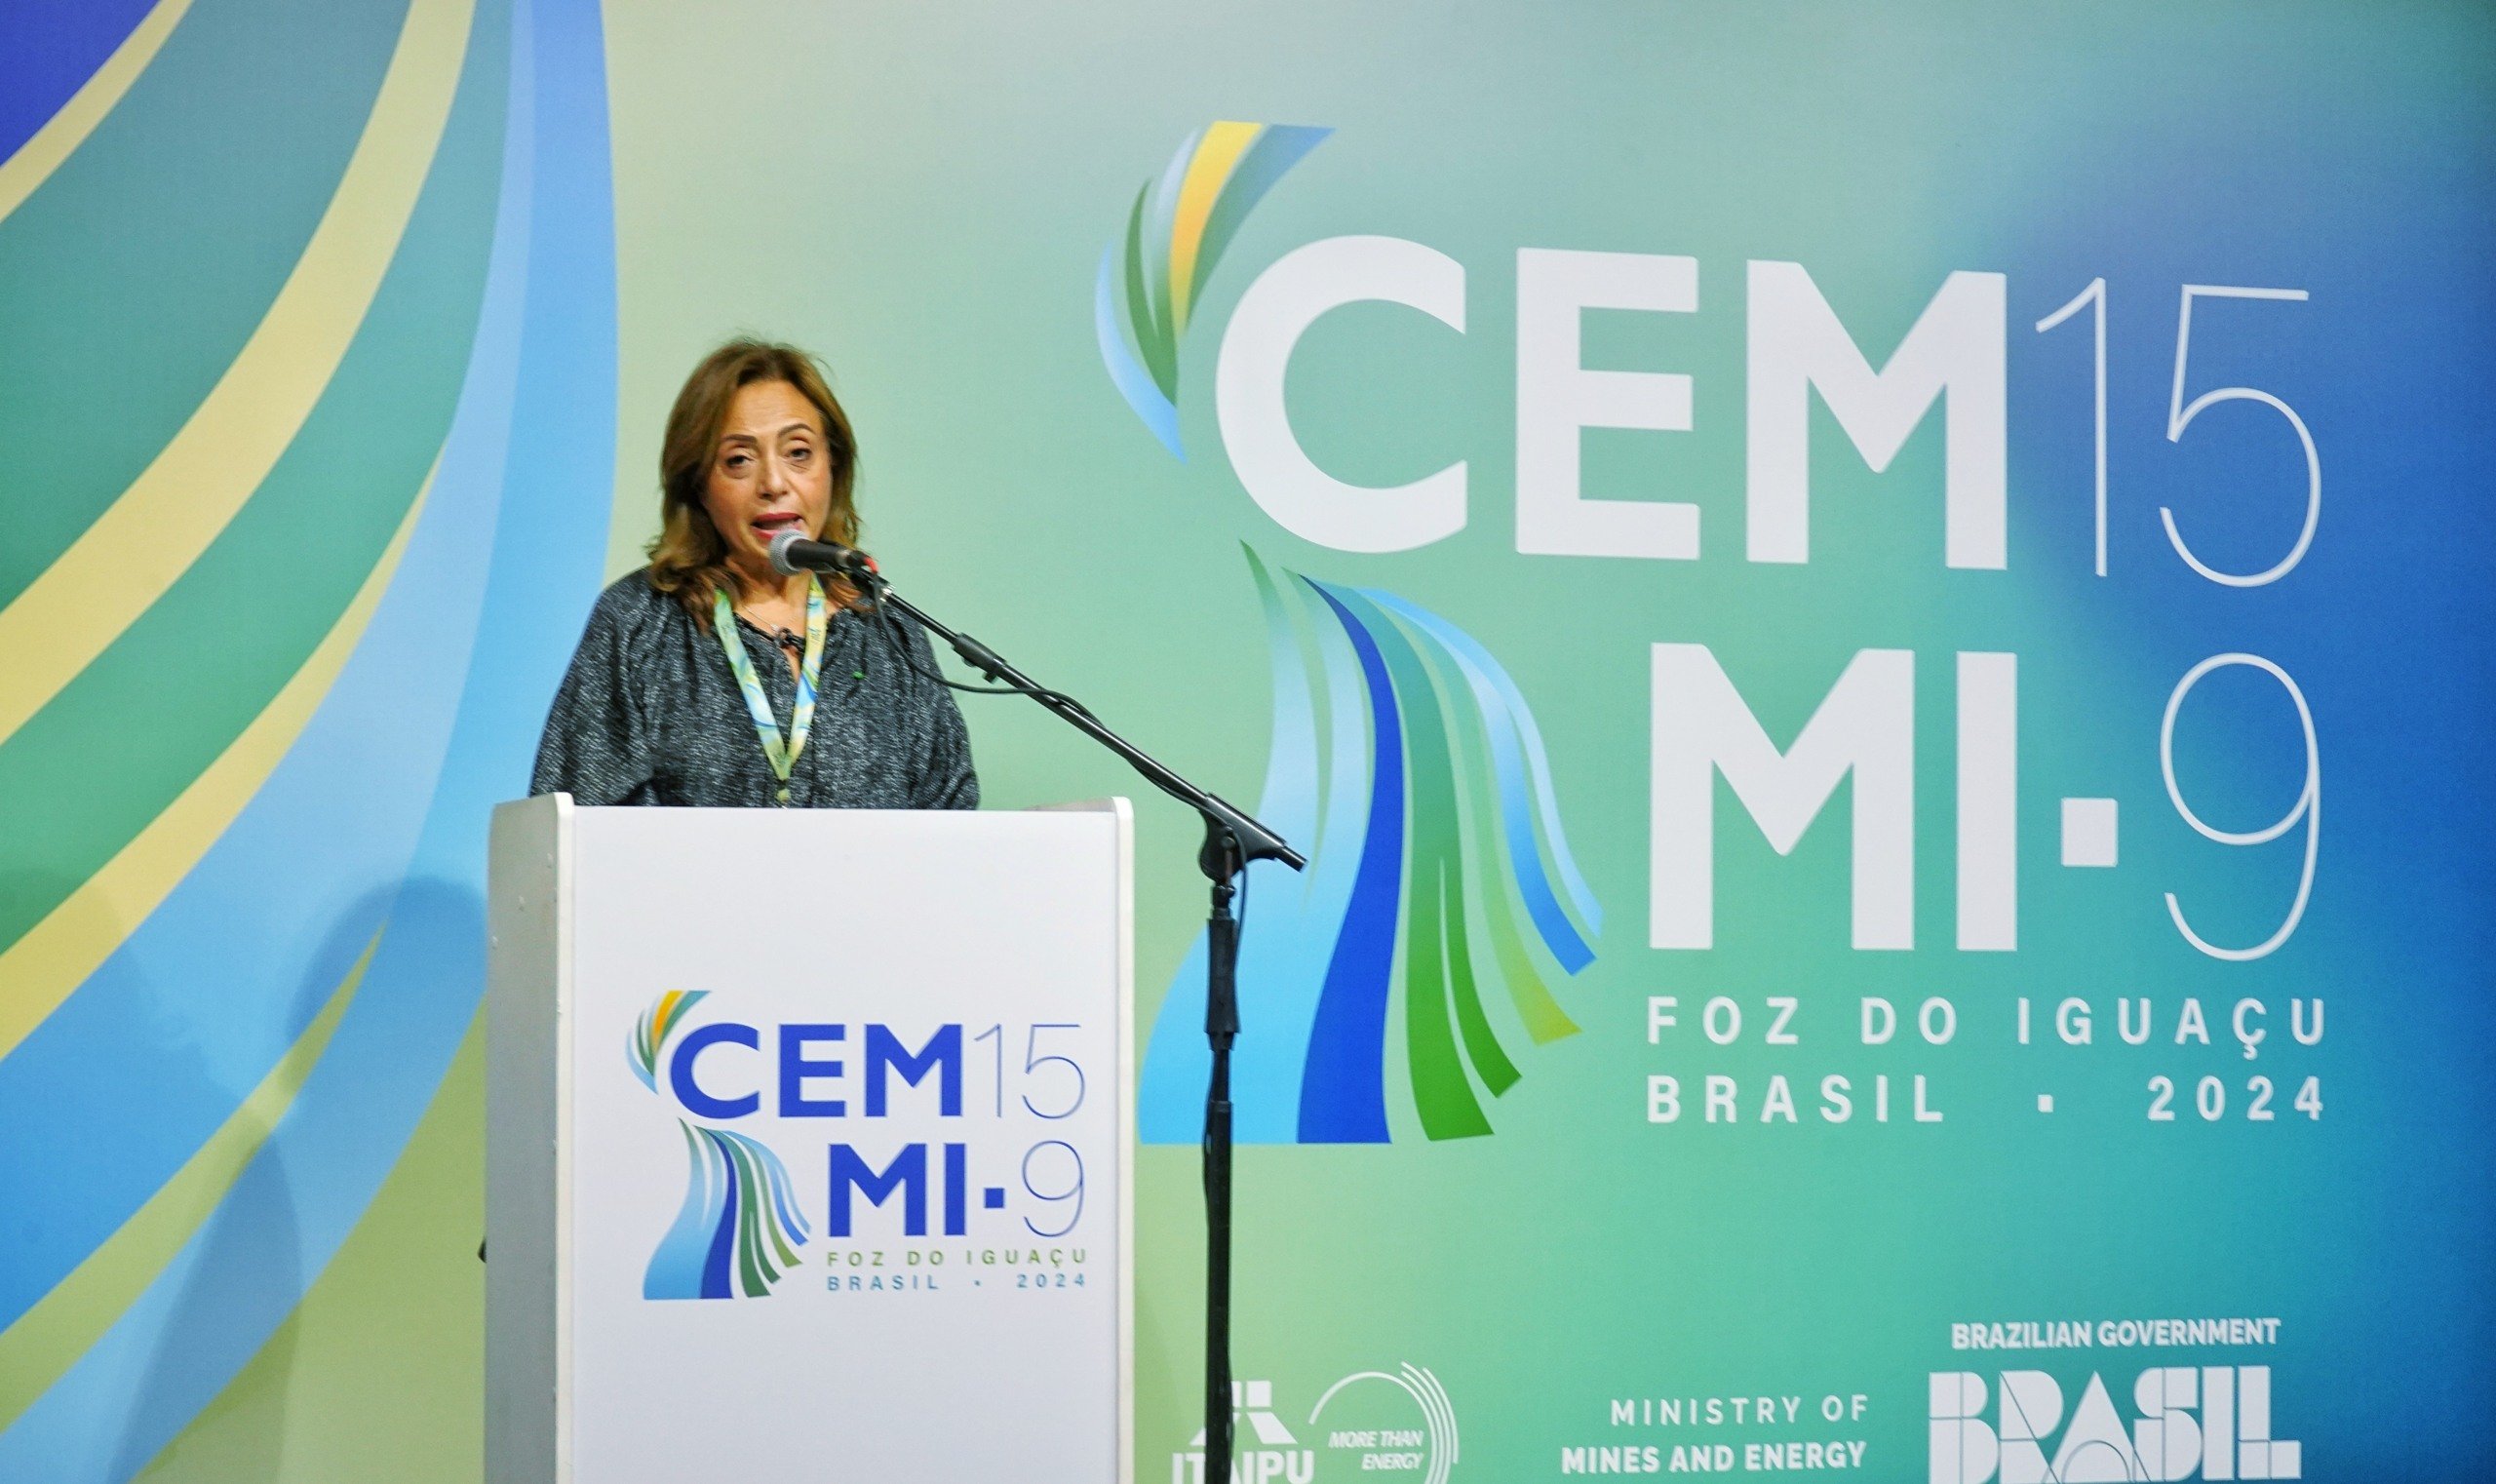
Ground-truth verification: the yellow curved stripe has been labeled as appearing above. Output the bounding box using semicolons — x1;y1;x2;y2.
0;0;197;224
1167;119;1260;331
0;926;377;1431
0;458;433;1059
0;0;474;751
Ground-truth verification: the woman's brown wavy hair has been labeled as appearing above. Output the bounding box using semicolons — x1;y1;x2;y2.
645;337;861;627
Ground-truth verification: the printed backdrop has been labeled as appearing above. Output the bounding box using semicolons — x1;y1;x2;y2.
3;1;2491;1479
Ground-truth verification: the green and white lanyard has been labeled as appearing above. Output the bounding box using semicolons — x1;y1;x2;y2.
711;578;828;805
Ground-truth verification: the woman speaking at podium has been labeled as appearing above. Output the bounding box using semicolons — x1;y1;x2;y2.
530;339;978;810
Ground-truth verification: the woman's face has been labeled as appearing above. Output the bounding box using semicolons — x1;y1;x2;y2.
701;378;832;585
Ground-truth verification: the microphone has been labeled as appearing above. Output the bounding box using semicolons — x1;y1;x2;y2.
768;529;878;581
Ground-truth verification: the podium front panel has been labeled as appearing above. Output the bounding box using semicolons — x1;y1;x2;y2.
491;798;1133;1483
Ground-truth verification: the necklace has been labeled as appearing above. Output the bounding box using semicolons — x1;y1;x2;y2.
709;578;828;806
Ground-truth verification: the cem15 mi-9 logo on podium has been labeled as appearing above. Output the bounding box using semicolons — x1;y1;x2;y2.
628;991;1097;1300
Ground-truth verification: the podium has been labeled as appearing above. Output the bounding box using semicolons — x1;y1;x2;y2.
485;795;1134;1482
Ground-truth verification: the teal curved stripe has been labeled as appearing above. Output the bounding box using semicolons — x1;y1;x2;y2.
1366;589;1600;961
1117;184;1170;399
1246;550;1323;861
1374;593;1580;1046
1093;245;1179;456
0;0;505;961
644;1122;721;1299
1139;125;1194;350
1368;591;1599;934
1139;550;1372;1141
0;0;511;1328
1323;583;1503;1138
1220;551;1351;1129
0;0;416;606
0;0;615;1468
645;1124;809;1300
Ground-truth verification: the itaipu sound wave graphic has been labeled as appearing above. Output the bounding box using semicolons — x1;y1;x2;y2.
1141;553;1602;1144
1096;120;1330;456
1312;1365;1461;1484
631;992;811;1300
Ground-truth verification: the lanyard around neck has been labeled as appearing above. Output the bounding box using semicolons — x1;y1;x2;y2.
710;578;828;805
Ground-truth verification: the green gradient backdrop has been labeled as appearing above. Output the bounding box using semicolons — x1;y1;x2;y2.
5;0;2479;1478
599;3;2494;1479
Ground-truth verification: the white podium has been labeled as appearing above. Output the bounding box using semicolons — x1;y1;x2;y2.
486;795;1134;1483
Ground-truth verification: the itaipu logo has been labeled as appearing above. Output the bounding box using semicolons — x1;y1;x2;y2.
1096;120;1330;457
1138;551;1602;1144
1171;1367;1460;1484
629;991;812;1300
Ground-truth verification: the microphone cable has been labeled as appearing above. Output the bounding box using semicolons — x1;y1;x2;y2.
865;593;1099;719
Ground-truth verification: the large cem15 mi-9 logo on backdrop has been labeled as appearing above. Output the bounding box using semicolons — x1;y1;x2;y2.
1112;126;1604;1146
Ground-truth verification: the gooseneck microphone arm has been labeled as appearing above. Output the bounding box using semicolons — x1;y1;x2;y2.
845;563;1299;1484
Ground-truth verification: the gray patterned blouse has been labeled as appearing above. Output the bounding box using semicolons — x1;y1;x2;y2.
529;571;978;810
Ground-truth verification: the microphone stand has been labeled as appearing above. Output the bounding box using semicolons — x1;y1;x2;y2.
862;572;1302;1484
